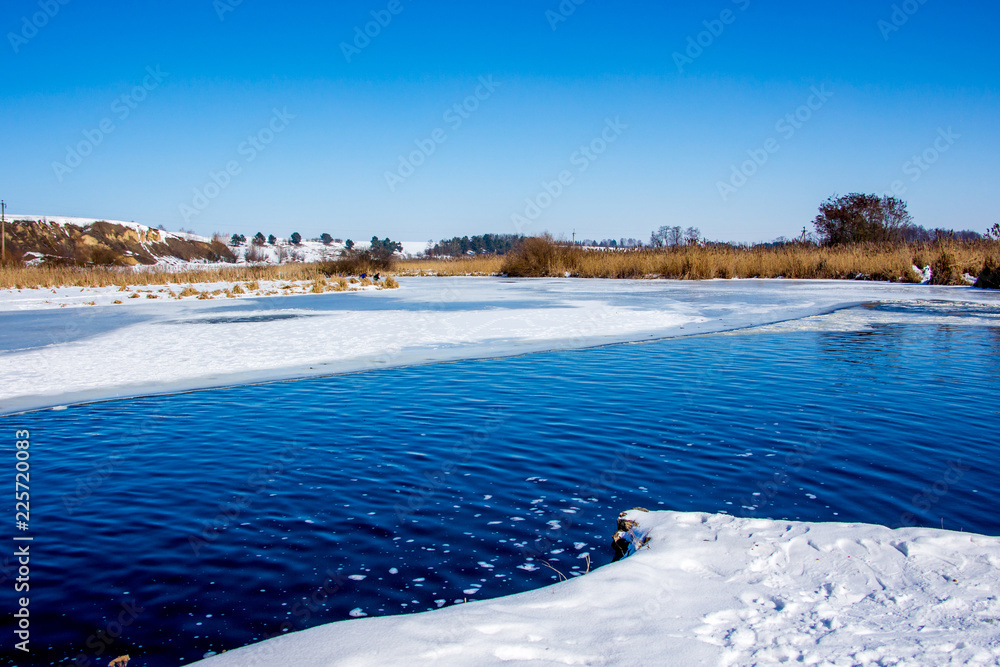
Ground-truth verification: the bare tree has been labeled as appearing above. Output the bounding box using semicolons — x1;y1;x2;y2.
246;243;268;263
650;226;668;248
665;226;683;247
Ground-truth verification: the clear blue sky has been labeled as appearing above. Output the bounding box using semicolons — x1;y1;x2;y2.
2;0;997;243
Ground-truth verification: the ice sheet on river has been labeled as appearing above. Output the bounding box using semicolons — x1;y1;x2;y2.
1;277;998;414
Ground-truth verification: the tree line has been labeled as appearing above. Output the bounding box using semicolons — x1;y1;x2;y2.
226;192;991;262
231;232;352;248
425;234;525;257
811;193;984;246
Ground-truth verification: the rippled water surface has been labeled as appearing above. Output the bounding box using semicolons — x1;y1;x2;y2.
3;303;999;666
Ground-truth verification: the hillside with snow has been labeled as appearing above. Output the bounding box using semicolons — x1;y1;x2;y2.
4;214;428;267
5;214;233;266
225;237;429;265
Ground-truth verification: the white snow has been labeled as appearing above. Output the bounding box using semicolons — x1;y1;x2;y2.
0;277;385;312
1;278;998;416
229;238;428;264
911;264;932;284
193;510;1000;666
398;240;431;257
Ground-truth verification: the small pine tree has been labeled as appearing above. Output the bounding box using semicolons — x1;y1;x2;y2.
345;239;354;250
369;236;402;261
253;232;266;245
290;232;302;245
268;234;277;245
320;233;333;245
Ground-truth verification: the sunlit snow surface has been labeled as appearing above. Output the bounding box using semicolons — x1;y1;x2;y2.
195;510;1000;666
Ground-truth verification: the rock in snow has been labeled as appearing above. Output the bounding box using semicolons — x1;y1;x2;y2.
194;510;1000;666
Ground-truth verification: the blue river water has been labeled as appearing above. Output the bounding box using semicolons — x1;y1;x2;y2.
2;302;998;666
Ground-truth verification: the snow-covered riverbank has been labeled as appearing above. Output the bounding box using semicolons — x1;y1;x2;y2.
193;509;1000;666
1;277;999;415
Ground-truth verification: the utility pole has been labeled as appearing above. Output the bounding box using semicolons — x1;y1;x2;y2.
1;200;5;263
572;229;576;246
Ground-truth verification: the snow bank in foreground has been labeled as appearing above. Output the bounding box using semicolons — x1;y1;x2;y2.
194;510;1000;666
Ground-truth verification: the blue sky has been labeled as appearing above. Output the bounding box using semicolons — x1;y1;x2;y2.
2;0;997;243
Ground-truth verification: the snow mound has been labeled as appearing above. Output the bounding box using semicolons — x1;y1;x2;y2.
193;510;1000;666
913;264;933;284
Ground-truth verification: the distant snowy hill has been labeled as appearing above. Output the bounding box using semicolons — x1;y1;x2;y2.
6;214;232;266
5;215;428;266
8;214;211;243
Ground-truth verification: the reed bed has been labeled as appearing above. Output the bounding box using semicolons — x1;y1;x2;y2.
395;255;505;276
0;263;325;290
1;239;995;289
496;239;997;283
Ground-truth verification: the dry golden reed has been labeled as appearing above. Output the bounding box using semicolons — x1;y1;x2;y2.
396;255;505;276
484;239;996;282
0;263;325;291
2;239;995;289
